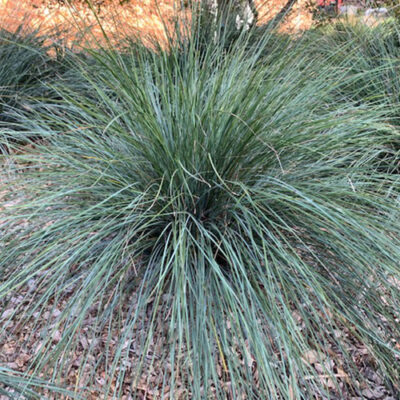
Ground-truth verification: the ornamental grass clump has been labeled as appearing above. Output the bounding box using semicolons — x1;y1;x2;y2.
0;27;51;115
1;16;400;399
305;20;400;122
0;26;61;152
304;19;400;173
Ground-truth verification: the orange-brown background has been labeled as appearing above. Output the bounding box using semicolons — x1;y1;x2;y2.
0;0;313;46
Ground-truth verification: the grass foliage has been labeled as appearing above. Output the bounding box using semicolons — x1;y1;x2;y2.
304;19;400;172
0;27;51;113
1;9;400;400
305;20;400;118
0;26;66;153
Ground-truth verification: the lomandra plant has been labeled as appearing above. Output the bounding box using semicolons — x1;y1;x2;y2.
305;19;400;120
304;18;400;173
1;12;400;399
0;26;58;153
